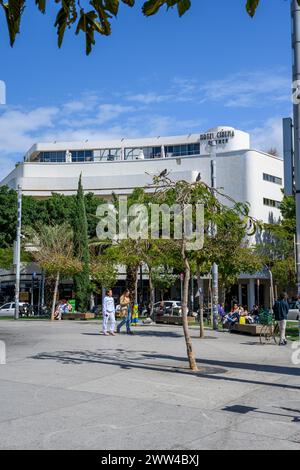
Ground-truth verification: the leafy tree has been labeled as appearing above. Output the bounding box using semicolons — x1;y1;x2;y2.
90;253;118;294
0;185;17;247
189;197;262;336
26;223;82;319
151;266;178;301
255;194;296;295
0;247;14;269
72;175;91;312
1;0;296;55
0;185;102;251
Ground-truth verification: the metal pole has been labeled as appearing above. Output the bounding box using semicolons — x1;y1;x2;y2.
257;278;260;309
180;275;183;304
291;1;300;341
210;144;219;330
41;269;45;307
14;185;22;320
190;275;194;315
139;262;143;311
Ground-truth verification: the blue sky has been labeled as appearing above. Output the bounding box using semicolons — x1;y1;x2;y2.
0;0;294;176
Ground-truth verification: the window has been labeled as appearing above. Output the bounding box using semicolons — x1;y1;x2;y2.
1;304;10;309
142;147;162;159
94;148;121;162
165;143;200;157
263;198;281;209
125;147;162;160
263;173;282;185
39;151;66;162
71;150;95;162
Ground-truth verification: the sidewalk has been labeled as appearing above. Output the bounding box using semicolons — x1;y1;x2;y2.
0;320;299;449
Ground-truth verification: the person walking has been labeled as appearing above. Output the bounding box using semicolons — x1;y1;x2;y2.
273;292;289;346
117;289;133;335
102;289;116;336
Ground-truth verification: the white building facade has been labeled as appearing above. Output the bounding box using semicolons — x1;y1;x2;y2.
0;126;284;309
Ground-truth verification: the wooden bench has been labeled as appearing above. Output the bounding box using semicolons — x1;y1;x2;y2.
155;315;196;326
225;322;265;336
63;312;95;321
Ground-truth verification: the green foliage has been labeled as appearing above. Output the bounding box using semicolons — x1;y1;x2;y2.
255;194;296;293
0;185;102;251
271;257;296;293
25;223;82;276
90;254;118;292
0;247;14;269
151;266;178;299
72;175;91;313
0;185;17;247
1;0;293;55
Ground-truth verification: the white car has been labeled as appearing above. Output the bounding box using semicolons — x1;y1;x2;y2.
288;302;300;321
0;302;26;317
152;301;187;318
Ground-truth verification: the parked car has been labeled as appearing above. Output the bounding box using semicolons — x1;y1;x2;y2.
0;302;27;317
152;301;189;319
288;302;300;321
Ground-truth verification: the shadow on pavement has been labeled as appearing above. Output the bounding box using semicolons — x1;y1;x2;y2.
140;353;300;377
30;349;300;391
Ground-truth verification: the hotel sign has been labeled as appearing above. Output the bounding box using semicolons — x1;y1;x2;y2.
200;130;235;144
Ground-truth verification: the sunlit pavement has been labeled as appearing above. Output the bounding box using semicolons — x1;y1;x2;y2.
0;320;299;450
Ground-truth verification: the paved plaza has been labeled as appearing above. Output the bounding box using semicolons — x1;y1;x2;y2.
0;320;299;450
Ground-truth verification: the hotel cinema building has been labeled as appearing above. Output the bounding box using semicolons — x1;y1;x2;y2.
0;126;284;309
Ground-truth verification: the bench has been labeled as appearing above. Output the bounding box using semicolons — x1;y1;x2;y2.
225;322;265;336
155;315;196;326
63;312;95;321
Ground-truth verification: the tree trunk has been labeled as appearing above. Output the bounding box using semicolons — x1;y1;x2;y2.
148;267;155;317
197;270;205;339
182;245;198;371
127;264;139;308
51;271;60;321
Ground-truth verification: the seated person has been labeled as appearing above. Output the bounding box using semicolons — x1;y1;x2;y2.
240;305;255;324
159;301;166;314
223;303;240;327
250;304;260;323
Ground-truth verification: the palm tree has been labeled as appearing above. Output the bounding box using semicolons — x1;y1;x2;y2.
25;224;82;320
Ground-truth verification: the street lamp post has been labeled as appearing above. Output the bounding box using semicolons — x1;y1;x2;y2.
209;142;219;331
14;185;22;320
292;1;300;292
291;0;300;341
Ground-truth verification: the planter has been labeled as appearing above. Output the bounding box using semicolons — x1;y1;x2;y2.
63;312;95;321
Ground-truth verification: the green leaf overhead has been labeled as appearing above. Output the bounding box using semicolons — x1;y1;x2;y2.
0;1;298;54
246;0;260;17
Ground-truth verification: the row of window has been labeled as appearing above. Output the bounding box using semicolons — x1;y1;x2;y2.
35;144;201;163
263;173;282;185
263;198;281;209
38;151;66;162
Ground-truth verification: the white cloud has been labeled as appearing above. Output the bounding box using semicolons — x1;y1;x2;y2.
125;92;172;104
249;117;284;155
0;70;291;178
201;71;290;108
124;70;290;109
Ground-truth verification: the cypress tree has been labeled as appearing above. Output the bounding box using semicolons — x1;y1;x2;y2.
73;174;90;312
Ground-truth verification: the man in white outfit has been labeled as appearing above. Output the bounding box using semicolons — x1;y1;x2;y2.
102;289;116;336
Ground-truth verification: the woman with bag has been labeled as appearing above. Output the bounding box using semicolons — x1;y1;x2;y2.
117;289;133;335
